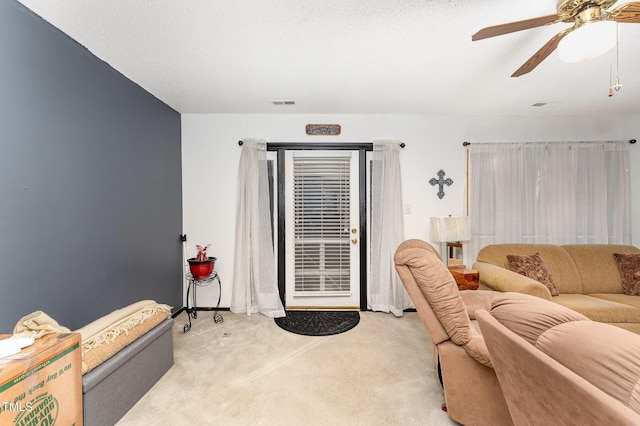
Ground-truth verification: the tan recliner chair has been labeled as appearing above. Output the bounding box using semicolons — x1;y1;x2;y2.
394;239;512;426
477;293;640;425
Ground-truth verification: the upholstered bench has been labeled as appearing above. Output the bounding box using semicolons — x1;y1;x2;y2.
9;301;174;426
76;300;174;426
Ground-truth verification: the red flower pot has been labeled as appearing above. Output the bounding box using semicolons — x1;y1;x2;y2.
187;257;216;280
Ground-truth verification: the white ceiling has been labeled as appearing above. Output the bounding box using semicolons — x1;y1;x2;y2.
16;0;640;115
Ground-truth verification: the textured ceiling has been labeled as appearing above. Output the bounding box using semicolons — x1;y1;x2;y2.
16;0;640;115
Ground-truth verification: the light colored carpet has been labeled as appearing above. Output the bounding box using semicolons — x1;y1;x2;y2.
117;310;458;425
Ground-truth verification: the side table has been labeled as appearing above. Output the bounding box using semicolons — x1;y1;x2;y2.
184;271;223;332
449;266;479;291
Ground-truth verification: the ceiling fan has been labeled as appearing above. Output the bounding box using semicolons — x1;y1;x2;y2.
472;0;640;77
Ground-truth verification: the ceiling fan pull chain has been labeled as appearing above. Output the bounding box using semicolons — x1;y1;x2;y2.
614;23;622;92
608;55;614;97
608;22;623;97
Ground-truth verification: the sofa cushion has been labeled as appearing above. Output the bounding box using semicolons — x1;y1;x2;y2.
588;293;640;311
507;253;559;296
562;245;640;294
613;253;640;295
551;294;640;324
477;244;582;294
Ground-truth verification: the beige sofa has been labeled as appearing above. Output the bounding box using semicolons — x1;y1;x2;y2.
477;292;640;425
394;239;513;426
474;244;640;334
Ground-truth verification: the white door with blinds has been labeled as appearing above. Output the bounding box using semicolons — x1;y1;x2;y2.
284;150;360;309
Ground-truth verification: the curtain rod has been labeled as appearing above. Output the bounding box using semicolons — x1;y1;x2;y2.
238;140;406;147
463;139;636;146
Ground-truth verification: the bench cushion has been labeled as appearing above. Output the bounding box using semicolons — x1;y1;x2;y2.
76;300;171;374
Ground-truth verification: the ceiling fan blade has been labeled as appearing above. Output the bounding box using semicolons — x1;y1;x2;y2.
609;1;640;23
472;14;560;41
511;27;574;77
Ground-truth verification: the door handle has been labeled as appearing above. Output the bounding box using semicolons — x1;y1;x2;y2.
351;238;358;245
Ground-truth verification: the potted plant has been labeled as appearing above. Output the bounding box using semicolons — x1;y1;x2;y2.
187;244;216;280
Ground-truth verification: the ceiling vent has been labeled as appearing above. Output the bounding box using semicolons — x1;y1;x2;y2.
272;100;296;106
531;102;562;108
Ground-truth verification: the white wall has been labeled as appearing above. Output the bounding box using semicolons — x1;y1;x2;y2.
182;113;640;308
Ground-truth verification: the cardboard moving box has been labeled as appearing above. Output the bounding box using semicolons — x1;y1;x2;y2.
0;333;82;426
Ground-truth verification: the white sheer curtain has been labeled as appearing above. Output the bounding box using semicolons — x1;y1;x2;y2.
466;141;631;265
231;139;285;318
369;140;409;316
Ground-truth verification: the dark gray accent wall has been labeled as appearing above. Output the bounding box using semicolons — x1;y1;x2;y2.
0;0;183;330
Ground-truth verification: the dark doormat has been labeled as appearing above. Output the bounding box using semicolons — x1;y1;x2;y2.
274;311;360;336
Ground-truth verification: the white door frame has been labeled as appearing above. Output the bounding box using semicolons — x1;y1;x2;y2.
270;143;370;311
283;150;360;309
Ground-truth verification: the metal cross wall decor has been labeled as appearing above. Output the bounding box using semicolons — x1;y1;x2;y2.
429;169;453;199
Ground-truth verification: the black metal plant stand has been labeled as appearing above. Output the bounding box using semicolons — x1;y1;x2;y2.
184;271;223;332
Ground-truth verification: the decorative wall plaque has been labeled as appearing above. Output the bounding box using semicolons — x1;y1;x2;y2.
306;124;341;136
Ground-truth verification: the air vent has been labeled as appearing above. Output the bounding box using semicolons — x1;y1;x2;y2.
272;100;296;106
531;102;562;108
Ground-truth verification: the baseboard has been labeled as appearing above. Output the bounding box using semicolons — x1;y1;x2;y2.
192;306;231;312
172;306;230;318
173;307;410;318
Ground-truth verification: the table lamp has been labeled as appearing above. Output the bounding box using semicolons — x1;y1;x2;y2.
430;216;471;265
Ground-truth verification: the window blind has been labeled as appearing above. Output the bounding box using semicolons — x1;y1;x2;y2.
293;155;351;294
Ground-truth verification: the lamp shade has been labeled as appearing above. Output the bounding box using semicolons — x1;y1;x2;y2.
558;20;617;63
430;216;471;243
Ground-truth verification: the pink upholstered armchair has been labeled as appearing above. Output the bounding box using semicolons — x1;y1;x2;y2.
394;239;512;426
477;293;640;425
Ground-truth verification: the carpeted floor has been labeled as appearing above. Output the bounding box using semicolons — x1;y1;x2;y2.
116;310;458;425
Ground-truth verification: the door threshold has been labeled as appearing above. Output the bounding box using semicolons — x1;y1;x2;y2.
285;306;360;311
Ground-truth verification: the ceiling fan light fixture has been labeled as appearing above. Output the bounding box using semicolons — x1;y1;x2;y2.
557;20;618;63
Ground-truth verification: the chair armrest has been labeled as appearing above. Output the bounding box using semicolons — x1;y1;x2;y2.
472;262;552;300
460;290;504;320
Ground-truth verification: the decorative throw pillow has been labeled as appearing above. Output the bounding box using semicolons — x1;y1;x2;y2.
613;253;640;296
506;253;559;296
